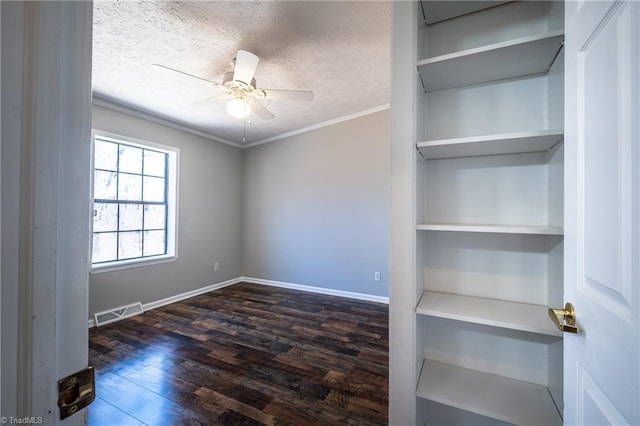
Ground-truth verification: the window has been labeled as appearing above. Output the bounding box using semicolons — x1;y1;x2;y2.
91;131;178;271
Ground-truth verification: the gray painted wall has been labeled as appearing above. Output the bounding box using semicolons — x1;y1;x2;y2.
242;109;390;297
89;105;244;314
89;106;390;316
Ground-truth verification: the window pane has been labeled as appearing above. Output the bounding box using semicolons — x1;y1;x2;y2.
119;203;143;231
118;173;142;201
144;150;166;177
143;176;165;202
93;232;117;263
118;145;142;174
93;202;118;232
94;170;117;200
95;140;118;171
118;231;142;260
92;136;175;267
143;230;166;256
144;205;166;230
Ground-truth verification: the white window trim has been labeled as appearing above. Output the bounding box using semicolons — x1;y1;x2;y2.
90;129;180;273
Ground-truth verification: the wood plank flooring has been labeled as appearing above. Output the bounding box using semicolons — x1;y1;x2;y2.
88;282;388;425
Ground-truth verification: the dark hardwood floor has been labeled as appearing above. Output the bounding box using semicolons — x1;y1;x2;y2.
88;282;389;425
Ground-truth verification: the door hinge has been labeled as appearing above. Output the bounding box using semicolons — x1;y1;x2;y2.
57;366;96;420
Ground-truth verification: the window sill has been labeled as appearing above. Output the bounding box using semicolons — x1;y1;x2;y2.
90;254;177;274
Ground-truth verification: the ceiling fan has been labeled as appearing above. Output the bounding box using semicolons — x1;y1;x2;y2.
152;50;314;120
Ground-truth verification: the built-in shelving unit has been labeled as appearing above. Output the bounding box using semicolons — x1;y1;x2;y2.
416;360;562;426
417;291;562;336
390;1;566;424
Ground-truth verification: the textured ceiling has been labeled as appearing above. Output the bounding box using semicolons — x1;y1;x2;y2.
92;1;391;146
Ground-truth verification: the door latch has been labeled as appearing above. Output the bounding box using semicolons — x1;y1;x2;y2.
57;366;96;419
548;302;578;334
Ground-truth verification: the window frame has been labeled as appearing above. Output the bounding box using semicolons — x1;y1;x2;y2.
90;130;179;273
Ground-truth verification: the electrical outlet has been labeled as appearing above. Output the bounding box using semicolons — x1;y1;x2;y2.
214;262;219;272
374;271;381;282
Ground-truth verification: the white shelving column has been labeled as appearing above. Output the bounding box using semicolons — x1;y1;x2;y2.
392;1;567;424
389;2;419;426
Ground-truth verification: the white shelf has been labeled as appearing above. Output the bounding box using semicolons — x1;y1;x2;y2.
417;30;564;92
416;223;564;235
417;130;564;160
422;1;509;25
417;291;561;337
417;360;562;426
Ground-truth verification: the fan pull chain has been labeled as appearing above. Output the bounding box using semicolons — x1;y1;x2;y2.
243;117;246;143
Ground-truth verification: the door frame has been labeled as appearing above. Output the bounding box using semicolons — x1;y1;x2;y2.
1;1;93;423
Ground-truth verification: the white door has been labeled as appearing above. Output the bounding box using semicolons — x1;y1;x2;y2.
564;0;639;424
1;2;93;424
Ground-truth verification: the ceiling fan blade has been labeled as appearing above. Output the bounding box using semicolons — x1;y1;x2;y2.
189;91;229;107
262;89;315;102
151;63;220;86
250;100;275;120
233;50;259;85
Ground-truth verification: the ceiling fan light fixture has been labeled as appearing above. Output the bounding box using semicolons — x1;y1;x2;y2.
226;98;251;119
155;50;313;123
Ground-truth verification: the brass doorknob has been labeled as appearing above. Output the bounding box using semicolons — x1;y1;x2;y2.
548;302;578;334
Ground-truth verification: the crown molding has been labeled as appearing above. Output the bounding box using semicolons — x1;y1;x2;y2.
244;104;391;148
91;96;243;148
92;96;389;150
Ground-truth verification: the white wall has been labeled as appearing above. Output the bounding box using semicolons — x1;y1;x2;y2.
89;105;244;314
242;110;390;297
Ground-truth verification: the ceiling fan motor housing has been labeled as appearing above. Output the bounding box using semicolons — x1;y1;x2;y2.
221;71;252;89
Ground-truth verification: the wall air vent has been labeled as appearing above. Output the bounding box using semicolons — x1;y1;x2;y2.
93;302;144;327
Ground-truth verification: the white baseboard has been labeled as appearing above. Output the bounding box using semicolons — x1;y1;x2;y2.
88;276;388;328
241;276;389;304
88;277;242;328
143;277;242;311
